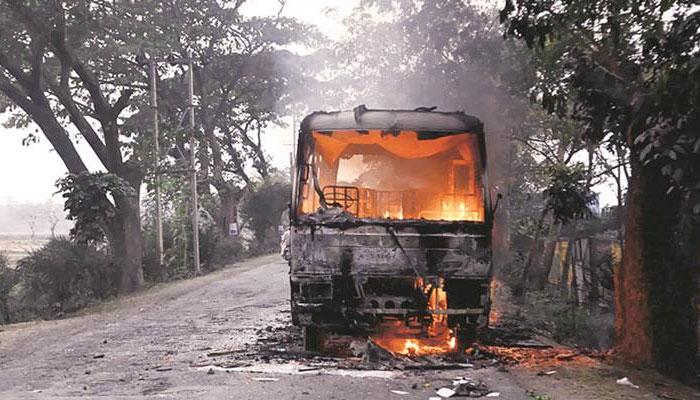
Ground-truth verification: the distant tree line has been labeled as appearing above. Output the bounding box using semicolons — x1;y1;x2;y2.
0;201;69;236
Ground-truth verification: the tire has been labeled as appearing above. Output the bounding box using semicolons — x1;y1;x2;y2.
303;325;324;352
290;305;299;326
453;323;478;353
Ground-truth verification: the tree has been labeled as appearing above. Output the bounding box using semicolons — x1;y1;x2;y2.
124;3;317;246
510;111;593;293
191;15;315;238
0;252;14;324
240;176;291;251
46;207;60;238
0;1;148;292
501;0;700;381
0;0;314;289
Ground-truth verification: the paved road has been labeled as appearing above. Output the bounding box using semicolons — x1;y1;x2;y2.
0;256;691;399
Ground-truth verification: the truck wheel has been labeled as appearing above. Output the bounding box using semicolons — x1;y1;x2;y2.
453;324;477;353
303;326;324;352
291;306;299;326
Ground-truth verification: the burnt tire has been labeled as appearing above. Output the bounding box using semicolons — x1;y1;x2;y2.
291;306;299;326
454;323;478;353
303;326;324;352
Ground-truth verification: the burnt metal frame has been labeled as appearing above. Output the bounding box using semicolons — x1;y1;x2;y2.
322;185;360;215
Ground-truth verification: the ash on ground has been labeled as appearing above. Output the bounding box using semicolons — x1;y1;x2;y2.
196;309;562;373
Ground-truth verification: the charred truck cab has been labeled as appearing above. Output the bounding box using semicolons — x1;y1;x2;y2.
289;106;494;353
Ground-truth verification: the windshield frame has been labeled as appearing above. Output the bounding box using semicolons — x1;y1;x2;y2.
292;128;492;226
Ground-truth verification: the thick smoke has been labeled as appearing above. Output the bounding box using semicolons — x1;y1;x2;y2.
274;1;536;258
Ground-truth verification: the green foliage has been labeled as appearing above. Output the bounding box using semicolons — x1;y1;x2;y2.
15;238;118;316
524;290;614;349
198;225;244;269
501;0;700;215
240;177;291;247
142;174;245;281
0;253;16;324
543;164;597;223
56;173;136;244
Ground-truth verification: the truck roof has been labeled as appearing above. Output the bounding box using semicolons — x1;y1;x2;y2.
300;105;484;135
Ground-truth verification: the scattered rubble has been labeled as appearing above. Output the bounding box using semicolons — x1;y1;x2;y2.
436;387;456;398
452;377;490;397
187;314;608;399
363;340;396;363
206;349;243;357
536;370;557;376
616;377;640;389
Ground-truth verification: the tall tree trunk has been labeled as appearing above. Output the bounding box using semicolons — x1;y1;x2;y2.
515;207;548;297
614;155;699;383
530;219;562;290
110;183;144;293
218;186;239;238
615;156;652;365
588;237;600;310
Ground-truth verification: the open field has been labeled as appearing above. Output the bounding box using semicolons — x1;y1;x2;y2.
0;236;50;267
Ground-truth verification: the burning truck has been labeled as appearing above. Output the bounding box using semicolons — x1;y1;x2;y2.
288;106;495;354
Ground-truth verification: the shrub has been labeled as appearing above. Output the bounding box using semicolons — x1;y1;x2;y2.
240;177;291;253
0;253;16;324
15;238;118;317
199;225;244;270
522;289;614;349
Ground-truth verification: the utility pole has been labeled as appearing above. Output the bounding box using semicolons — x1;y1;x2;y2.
138;49;200;275
150;61;164;266
187;50;201;276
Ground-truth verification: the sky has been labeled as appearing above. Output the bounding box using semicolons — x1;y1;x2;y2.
0;0;619;207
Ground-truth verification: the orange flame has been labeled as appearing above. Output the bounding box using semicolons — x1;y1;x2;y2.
404;339;420;355
369;278;458;356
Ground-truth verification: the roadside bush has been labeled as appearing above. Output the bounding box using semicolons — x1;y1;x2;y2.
0;253;16;324
142;220;244;282
142;219;193;282
240;177;290;254
199;225;244;270
15;238;118;317
494;252;527;292
522;289;614;349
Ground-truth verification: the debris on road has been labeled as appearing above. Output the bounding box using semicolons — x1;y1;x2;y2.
536;370;557;376
206;349;243;357
452;377;490;397
363;339;396;363
253;377;280;382
436;387;456;398
389;390;409;395
616;377;640;389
